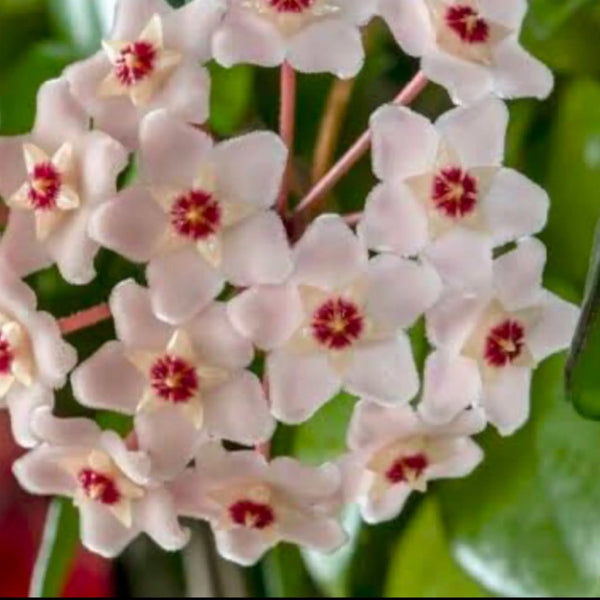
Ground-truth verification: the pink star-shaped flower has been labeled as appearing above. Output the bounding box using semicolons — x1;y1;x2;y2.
341;400;484;523
89;110;292;324
65;0;225;149
423;238;579;435
359;96;549;291
213;0;376;77
71;279;274;480
0;78;128;284
228;215;441;423
379;0;553;104
170;442;346;565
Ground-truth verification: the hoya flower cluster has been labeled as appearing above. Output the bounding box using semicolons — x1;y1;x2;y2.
0;0;578;566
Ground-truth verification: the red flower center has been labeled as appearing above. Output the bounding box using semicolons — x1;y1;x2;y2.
28;162;62;210
170;190;221;241
385;453;428;484
78;469;121;505
432;167;478;218
229;500;275;530
0;333;14;376
269;0;314;13
115;41;157;87
311;297;364;350
445;5;490;44
484;319;525;367
150;355;199;403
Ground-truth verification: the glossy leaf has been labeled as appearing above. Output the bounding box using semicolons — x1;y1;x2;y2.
527;0;595;38
30;498;79;598
384;498;489;597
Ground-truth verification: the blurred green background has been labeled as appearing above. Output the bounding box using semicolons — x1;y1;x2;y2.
2;0;600;596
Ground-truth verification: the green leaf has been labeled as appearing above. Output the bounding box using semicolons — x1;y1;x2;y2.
439;356;600;596
262;544;321;597
292;392;355;466
209;63;254;136
384;498;489;597
30;498;80;598
47;0;115;56
527;0;595;39
566;213;600;419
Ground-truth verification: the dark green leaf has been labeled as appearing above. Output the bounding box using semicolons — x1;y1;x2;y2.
262;544;321;597
527;0;595;39
30;498;79;598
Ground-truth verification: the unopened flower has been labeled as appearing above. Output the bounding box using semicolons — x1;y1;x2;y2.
13;408;189;558
342;400;484;523
170;442;345;565
379;0;553;104
65;0;225;149
0;265;76;447
359;97;548;291
72;279;274;479
90;110;292;324
228;215;441;423
0;78;128;284
213;0;376;78
423;238;579;435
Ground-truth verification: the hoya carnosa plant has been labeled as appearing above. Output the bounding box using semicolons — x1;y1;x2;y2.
0;0;580;571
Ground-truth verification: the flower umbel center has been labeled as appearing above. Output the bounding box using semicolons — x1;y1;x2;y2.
170;190;221;241
445;4;489;44
385;453;428;484
0;334;14;375
229;499;275;530
432;166;478;218
311;297;364;350
28;162;62;210
78;469;121;505
150;355;199;403
484;319;525;367
115;41;157;87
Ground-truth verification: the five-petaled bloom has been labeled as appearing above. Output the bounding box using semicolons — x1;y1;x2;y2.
0;78;128;284
170;442;346;565
72;279;274;480
13;408;189;558
0;265;76;448
212;0;376;77
228;215;441;423
65;0;225;149
422;238;579;435
378;0;553;104
341;400;484;523
89;110;292;324
359;96;549;291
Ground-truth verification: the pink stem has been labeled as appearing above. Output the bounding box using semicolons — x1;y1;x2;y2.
294;71;428;218
276;61;297;217
59;303;111;336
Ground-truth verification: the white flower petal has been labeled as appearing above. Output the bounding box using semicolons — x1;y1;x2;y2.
227;284;304;351
0;135;28;198
280;513;346;552
72;341;144;414
378;0;433;56
483;168;549;246
213;131;287;209
215;528;272;567
435;97;508;168
426;437;483;479
288;19;364;78
483;366;532;436
13;446;76;496
268;349;341;424
222;211;293;286
420;351;481;425
204;371;274;445
5;385;53;448
110;0;171;39
345;336;419;405
110;279;172;350
358;182;428;256
268;458;341;501
293;215;367;290
367;254;442;330
370;105;438;182
147;246;224;325
361;484;412;524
